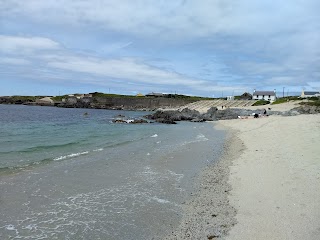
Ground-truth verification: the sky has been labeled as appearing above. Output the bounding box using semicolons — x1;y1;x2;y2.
0;0;319;97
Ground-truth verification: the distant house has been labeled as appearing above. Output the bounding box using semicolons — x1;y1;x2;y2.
252;90;277;102
226;96;234;101
146;92;164;97
136;93;144;97
301;90;320;98
75;94;85;99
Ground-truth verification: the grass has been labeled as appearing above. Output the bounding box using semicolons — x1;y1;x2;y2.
91;92;214;100
252;100;270;106
10;96;42;102
272;96;302;105
300;100;320;107
51;95;69;101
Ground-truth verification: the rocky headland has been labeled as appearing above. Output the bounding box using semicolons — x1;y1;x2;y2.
144;105;320;124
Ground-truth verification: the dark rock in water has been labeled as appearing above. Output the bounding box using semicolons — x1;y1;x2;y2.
180;108;202;120
202;107;218;120
112;118;149;124
131;119;149;124
112;119;128;123
190;118;205;122
155;118;177;124
145;108;202;123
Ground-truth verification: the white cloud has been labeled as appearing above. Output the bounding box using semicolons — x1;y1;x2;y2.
0;35;60;53
1;1;319;95
2;0;319;39
46;55;207;87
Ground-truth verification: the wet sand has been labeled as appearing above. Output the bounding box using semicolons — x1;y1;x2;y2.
164;130;242;239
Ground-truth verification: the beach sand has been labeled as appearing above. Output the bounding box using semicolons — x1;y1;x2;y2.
220;114;320;240
164;130;243;239
166;111;320;240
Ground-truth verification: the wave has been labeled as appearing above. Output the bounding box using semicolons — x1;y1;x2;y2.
0;141;82;154
0;150;91;174
53;151;89;161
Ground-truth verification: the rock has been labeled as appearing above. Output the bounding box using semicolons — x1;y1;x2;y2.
155;118;177;124
112;119;127;123
144;105;318;124
131;119;148;124
112;118;149;124
291;105;320;114
191;118;205;122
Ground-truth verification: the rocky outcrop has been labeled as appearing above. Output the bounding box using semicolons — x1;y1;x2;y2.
290;105;320;114
56;96;196;111
112;119;149;124
144;108;211;124
145;106;317;124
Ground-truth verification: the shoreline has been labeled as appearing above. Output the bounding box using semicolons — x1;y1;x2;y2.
164;125;243;239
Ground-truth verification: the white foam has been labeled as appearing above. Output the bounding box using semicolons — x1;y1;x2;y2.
151;196;170;204
24;224;37;230
196;134;209;141
5;224;16;230
150;134;158;138
53;151;89;161
93;148;103;152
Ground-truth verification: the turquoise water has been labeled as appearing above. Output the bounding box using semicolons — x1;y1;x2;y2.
0;105;156;170
0;104;226;239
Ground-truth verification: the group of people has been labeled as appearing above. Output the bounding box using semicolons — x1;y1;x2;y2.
238;109;268;119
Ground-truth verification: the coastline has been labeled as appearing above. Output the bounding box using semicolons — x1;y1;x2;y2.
164;125;243;239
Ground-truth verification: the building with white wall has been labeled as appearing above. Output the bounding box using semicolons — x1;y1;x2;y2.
252;90;277;102
301;90;320;98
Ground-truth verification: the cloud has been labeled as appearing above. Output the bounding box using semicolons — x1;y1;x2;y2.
1;1;319;95
0;57;31;65
0;35;60;53
2;0;319;39
46;55;208;87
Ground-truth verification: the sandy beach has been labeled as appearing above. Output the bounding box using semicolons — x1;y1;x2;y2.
220;114;320;240
166;104;319;240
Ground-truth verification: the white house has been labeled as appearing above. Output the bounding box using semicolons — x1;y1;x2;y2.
226;96;234;100
301;90;320;98
252;90;277;102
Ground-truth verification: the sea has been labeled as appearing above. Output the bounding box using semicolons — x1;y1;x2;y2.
0;104;226;240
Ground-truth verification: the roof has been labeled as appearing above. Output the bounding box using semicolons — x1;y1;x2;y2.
253;91;276;96
304;91;319;95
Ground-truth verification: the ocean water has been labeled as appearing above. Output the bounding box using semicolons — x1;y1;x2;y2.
0;104;226;239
